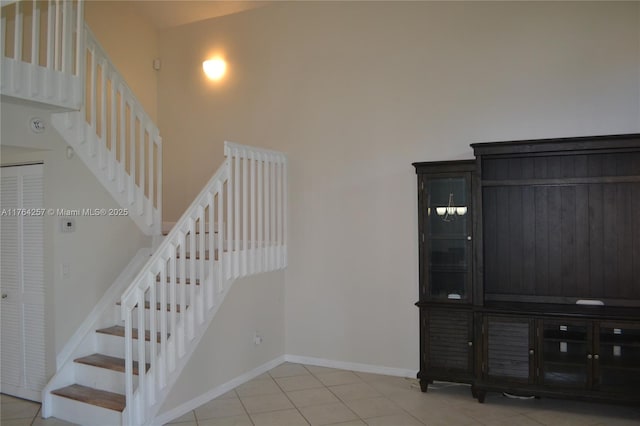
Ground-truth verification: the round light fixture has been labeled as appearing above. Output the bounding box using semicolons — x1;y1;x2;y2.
203;58;227;80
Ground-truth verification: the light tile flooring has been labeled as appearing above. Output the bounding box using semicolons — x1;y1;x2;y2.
3;363;640;426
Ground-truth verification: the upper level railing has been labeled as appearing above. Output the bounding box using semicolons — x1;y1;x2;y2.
120;142;287;424
54;24;162;235
1;0;83;109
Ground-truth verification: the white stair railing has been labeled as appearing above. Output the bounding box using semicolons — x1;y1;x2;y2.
120;141;287;425
51;24;162;236
0;0;83;109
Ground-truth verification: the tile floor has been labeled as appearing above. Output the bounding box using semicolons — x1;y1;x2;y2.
2;363;640;426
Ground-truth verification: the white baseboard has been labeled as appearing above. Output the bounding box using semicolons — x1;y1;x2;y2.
153;354;417;424
284;354;418;379
153;355;286;425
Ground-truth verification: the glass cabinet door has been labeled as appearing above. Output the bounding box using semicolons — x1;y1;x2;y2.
597;323;640;393
425;176;471;301
540;320;590;389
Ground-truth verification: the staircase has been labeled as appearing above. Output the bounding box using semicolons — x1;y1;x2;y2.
2;1;289;424
42;142;288;425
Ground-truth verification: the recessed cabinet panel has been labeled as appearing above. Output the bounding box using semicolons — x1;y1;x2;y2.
598;323;640;393
427;309;473;373
486;317;532;383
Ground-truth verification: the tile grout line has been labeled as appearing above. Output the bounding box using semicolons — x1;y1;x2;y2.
232;388;256;426
302;365;372;425
269;366;312;425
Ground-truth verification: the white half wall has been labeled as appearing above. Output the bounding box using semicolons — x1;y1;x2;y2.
159;270;286;414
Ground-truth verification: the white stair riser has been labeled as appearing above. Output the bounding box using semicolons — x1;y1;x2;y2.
96;333;155;364
152;282;201;299
130;307;182;331
74;363;138;395
49;394;122;426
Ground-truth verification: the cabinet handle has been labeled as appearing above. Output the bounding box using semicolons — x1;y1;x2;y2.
468;341;473;347
594;354;599;360
587;354;593;360
467;236;472;241
529;349;534;355
1;294;7;299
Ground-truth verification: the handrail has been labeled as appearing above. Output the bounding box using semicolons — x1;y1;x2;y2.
120;141;287;424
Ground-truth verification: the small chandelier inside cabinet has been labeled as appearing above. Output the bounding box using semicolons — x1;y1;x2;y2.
434;193;467;222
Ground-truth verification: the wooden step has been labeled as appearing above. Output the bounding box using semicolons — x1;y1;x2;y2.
162;229;216;236
176;250;219;260
117;300;184;313
51;384;125;412
96;325;165;343
74;353;150;375
156;276;200;286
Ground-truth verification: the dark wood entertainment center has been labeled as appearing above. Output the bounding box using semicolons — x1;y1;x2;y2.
413;134;640;405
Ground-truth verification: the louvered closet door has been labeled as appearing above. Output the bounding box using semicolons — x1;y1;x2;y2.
1;164;45;402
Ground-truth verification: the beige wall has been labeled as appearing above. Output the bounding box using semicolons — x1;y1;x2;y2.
1;101;150;377
157;1;640;372
84;1;159;121
161;270;285;413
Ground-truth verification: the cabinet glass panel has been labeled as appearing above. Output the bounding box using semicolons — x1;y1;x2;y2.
428;178;468;237
541;321;589;388
426;178;469;300
598;324;640;393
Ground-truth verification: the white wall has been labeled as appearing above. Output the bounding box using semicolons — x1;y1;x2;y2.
0;100;150;377
157;1;640;373
84;1;159;122
160;270;285;413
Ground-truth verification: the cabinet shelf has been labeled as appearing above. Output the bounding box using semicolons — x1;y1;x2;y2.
600;364;640;373
428;234;469;240
600;338;640;347
543;337;587;344
543;353;588;366
429;265;468;272
543;331;587;342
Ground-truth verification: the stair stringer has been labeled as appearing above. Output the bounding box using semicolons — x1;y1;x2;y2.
50;110;160;236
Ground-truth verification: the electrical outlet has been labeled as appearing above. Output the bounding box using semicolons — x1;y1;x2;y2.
61;263;70;279
253;332;263;345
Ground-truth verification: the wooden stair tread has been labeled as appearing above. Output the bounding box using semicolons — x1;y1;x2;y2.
176;250;219;260
96;325;165;343
116;300;183;313
51;384;125;412
74;353;149;375
156;276;200;285
162;229;216;236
